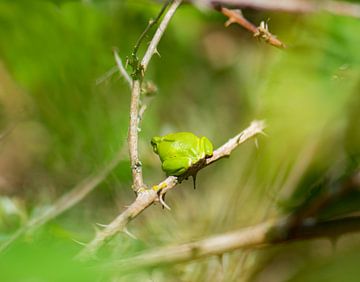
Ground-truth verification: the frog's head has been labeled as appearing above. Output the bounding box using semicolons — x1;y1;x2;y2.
150;136;162;154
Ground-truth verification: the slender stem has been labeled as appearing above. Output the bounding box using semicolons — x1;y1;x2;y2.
132;0;172;59
95;66;118;85
128;0;182;193
141;0;182;71
113;50;132;88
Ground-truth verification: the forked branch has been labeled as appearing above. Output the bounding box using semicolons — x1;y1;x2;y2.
76;120;265;261
128;0;182;193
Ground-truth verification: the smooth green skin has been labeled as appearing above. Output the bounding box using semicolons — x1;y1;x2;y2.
151;132;213;176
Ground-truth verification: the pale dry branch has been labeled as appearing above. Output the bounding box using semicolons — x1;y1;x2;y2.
128;79;144;192
128;0;183;193
95;66;118;85
210;0;360;18
76;120;265;261
113;50;132;88
0;146;127;254
102;216;360;271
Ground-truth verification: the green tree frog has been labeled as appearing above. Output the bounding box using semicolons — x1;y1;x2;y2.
151;132;213;187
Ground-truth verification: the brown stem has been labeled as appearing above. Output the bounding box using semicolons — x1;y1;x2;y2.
219;7;286;48
211;0;360;18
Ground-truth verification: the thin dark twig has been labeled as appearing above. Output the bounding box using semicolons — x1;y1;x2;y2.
132;0;172;59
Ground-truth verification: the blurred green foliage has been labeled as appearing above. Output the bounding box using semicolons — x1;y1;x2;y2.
0;0;359;281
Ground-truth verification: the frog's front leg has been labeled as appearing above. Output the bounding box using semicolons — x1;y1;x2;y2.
162;157;191;176
200;136;213;158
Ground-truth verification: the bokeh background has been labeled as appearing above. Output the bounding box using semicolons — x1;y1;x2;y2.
0;0;359;281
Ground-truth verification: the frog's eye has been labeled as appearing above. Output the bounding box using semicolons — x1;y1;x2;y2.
151;140;158;153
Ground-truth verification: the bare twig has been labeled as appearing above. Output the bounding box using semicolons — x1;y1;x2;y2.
219;7;286;48
131;0;172;62
128;0;182;193
140;0;182;72
101;216;360;271
0;146;127;254
76;120;265;261
95;66;118;85
96;0;170;88
210;0;360;18
113;50;132;88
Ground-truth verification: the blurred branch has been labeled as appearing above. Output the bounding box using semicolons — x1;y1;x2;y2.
76;120;265;261
210;0;360;18
102;216;360;271
219;7;286;48
128;0;182;193
0;123;17;143
95;66;118;85
286;170;360;231
113;50;132;88
0;146;127;254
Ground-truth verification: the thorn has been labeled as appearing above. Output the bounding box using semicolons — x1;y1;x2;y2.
95;222;108;228
154;48;161;57
259;130;268;137
225;18;236;27
159;193;171;210
123;227;137;240
254;138;259;149
233;9;243;16
72;238;87;246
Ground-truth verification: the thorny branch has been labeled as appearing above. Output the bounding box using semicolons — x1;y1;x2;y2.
0;0;181;255
76;120;265;261
219;7;286;48
128;0;182;193
209;0;360;18
131;0;172;71
102;216;360;271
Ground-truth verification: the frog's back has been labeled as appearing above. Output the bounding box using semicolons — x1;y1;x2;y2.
159;132;196;157
163;132;196;141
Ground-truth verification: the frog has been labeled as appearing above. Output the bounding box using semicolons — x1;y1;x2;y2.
151;132;213;189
